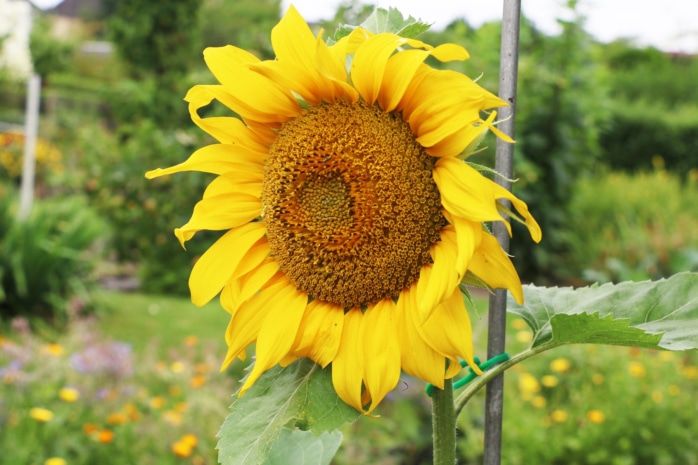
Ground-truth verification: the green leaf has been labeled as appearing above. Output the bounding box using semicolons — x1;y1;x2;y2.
333;7;431;41
217;359;359;465
508;272;698;351
265;429;342;465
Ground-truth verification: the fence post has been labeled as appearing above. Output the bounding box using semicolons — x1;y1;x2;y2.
483;1;522;464
18;73;41;221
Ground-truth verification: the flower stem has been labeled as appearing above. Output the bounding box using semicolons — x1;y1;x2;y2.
432;378;457;465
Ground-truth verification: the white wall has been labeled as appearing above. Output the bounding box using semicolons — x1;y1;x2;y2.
0;0;34;80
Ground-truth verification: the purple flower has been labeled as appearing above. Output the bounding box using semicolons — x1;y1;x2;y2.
70;342;134;377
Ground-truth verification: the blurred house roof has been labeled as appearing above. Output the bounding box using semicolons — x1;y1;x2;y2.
46;0;102;18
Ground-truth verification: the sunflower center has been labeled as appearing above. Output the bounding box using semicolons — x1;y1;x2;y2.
263;100;445;308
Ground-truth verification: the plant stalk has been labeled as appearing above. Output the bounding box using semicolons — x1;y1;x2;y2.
432;378;457;465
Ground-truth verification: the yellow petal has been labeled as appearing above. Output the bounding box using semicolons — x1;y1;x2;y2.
351;33;429;104
239;279;308;395
362;299;401;413
203;48;299;123
288;299;344;368
221;278;285;369
175;193;262;246
145;144;264;179
272;5;317;68
331;308;365;412
188;222;265;306
417;288;480;374
434;157;507;226
377;49;430;112
221;259;280;316
183;87;274;149
231;238;270;278
416;226;460;321
468;232;524;304
203;171;263;199
443;211;483;278
491;185;543;243
396;284;446;387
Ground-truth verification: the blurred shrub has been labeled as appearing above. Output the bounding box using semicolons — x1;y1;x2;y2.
600;101;698;176
201;0;280;59
0;317;233;464
63;120;213;295
601;41;698;108
29;15;76;79
564;169;698;282
0;187;108;324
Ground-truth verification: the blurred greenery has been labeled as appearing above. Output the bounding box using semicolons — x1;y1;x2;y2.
0;187;108;325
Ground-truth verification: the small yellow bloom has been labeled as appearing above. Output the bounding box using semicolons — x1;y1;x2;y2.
59;387;80;403
515;331;533;343
44;458;67;465
658;351;675;362
682;366;698;380
169;385;182;397
189;375;206;389
549;358;571;373
174;402;188;413
172;440;194;458
106;412;128;425
511;318;528;330
163;410;183;426
518;372;540;400
82;423;99;434
651;391;663;403
195;363;211;374
181;434;198;447
184;335;199;347
30;407;54;422
149;396;165;409
170;361;185;374
591;373;604;385
42;343;64;357
531;396;546;408
123;403;142;422
628;361;646;378
668;384;681;396
587;410;605;424
550;410;568;423
97;429;115;444
541;375;558;388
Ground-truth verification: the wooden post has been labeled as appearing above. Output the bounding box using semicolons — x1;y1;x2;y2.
18;73;41;221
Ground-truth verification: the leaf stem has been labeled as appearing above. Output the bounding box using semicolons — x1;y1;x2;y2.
454;344;554;417
432;378;457;465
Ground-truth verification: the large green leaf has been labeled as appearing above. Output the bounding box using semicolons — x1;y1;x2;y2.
456;273;698;413
508;272;698;351
217;359;359;465
265;429;342;465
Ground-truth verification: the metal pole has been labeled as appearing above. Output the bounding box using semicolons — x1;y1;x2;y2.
19;73;41;221
483;1;522;464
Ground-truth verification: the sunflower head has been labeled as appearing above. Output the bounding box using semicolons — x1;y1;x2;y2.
146;6;541;414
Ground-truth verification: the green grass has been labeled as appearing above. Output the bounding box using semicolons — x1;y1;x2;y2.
94;290;230;356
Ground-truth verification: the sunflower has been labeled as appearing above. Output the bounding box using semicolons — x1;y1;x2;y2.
146;6;541;414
